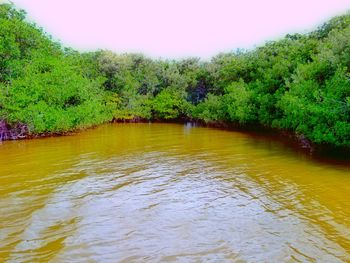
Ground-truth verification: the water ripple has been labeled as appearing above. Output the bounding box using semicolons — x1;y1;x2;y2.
1;124;350;262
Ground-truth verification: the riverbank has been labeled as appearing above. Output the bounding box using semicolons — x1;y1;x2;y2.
2;118;349;160
189;120;350;160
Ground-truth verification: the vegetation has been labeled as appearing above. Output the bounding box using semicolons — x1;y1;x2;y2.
1;3;350;148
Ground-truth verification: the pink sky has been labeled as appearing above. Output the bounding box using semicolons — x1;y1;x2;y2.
11;0;350;59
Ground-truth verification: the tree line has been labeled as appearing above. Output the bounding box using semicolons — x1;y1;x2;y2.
0;3;349;148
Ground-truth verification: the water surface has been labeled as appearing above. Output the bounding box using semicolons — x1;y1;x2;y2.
0;123;350;262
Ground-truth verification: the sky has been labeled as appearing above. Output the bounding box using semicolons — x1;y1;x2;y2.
9;0;350;59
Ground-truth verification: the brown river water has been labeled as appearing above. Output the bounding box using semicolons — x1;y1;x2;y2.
0;123;350;262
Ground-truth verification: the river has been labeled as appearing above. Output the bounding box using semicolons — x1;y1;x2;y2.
0;123;349;262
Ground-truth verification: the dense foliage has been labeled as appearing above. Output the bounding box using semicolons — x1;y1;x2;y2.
1;3;350;148
0;4;115;133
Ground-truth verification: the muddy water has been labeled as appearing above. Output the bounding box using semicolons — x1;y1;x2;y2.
0;123;349;262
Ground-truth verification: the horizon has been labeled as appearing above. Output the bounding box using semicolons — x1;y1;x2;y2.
8;0;350;59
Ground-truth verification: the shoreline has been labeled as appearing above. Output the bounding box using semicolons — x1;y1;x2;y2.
1;118;350;160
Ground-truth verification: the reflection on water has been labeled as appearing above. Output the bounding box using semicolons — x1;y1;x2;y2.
0;123;350;262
